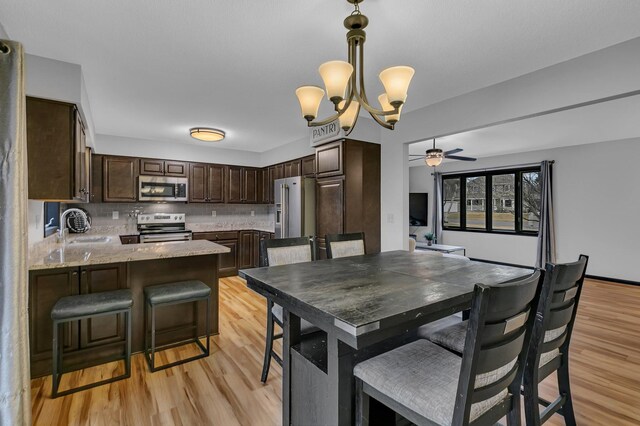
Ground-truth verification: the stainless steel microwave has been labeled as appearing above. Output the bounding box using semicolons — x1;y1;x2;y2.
139;176;188;202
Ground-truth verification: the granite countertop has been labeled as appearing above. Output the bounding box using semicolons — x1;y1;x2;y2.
29;234;230;271
87;224;275;236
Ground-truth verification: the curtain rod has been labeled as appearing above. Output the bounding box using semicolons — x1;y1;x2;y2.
430;160;554;176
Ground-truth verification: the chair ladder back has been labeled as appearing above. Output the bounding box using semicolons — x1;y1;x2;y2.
526;255;589;384
325;232;366;259
452;270;543;426
259;236;315;267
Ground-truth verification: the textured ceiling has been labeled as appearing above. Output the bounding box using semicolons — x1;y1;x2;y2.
2;0;640;152
408;94;640;166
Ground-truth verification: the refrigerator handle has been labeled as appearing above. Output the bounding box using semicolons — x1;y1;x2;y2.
281;183;288;238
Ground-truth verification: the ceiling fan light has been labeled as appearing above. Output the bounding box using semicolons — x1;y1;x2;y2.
378;93;402;124
295;86;325;121
190;127;226;142
338;100;360;131
379;66;415;107
425;148;443;167
319;61;354;104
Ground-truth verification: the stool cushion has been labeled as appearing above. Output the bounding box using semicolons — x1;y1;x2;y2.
144;280;211;305
52;289;133;320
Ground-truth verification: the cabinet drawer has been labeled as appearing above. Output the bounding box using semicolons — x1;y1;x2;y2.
193;231;238;241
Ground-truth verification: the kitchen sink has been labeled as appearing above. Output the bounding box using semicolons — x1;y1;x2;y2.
67;236;113;245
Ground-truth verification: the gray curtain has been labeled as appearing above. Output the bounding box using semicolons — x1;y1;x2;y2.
0;39;31;425
432;172;443;244
536;160;556;268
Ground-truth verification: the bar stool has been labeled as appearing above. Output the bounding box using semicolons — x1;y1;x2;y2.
51;289;133;398
144;280;211;372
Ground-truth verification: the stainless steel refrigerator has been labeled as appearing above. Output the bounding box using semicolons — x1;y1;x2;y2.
274;177;316;239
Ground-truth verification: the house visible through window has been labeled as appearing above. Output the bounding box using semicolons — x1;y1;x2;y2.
44;202;60;237
442;167;542;235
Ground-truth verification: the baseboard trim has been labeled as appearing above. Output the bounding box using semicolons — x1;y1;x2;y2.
469;258;535;270
585;274;640;287
469;258;640;287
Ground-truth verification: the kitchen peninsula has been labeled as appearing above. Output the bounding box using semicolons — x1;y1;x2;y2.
28;235;229;378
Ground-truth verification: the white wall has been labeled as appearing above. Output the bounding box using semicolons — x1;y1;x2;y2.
409;138;640;282
380;37;640;256
0;20;8;39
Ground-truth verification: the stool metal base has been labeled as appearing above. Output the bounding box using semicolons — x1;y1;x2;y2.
52;308;132;398
144;296;211;372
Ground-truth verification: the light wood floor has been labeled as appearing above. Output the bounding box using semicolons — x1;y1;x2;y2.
31;277;640;425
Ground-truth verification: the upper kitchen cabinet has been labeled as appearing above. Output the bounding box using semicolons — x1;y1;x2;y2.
283;159;302;178
301;155;316;177
228;166;259;204
140;158;188;177
260;168;271;204
189;163;226;203
102;156;139;202
27;97;90;202
315;140;343;178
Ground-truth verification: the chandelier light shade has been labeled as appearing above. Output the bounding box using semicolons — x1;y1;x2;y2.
190;127;226;142
379;66;415;106
295;86;325;121
319;61;354;103
295;0;414;135
378;94;402;124
338;100;360;131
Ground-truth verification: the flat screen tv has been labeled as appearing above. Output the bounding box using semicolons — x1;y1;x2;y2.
409;193;428;226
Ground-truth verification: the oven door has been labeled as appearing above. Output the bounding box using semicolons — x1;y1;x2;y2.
139;176;188;202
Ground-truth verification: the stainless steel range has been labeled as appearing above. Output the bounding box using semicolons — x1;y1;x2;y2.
137;213;192;243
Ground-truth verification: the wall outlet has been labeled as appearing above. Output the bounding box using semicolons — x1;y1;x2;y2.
112;211;119;220
387;213;394;224
211;211;216;217
251;210;255;217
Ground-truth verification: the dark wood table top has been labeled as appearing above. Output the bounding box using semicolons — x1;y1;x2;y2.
241;251;533;348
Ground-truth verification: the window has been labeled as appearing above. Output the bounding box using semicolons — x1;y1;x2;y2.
441;167;542;235
44;202;60;237
443;178;461;228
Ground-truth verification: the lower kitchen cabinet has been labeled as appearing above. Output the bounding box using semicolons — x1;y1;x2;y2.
28;263;129;377
239;230;262;269
193;231;239;277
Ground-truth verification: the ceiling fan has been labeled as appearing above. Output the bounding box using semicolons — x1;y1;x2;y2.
409;138;477;167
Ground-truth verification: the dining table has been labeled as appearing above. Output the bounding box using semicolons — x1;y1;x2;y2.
240;250;533;426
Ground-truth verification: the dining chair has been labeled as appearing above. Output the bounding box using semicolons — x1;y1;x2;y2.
421;256;589;425
354;270;543;426
325;232;365;259
258;236;318;383
523;255;588;426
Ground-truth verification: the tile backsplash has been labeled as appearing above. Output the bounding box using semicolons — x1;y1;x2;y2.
68;203;274;231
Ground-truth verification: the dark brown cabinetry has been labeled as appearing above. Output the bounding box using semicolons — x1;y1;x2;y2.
316;140;344;178
103;156;139;202
260;168;271;204
238;230;262;269
28;263;128;377
228;166;259;204
284;159;302;178
315;139;380;259
27;97;90;202
301;155;316;177
189;163;226;203
193;231;239;277
140;159;188;177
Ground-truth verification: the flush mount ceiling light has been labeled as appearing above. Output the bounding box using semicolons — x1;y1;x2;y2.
189;127;225;142
295;0;415;135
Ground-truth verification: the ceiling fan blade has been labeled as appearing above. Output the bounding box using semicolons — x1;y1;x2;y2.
443;148;463;155
445;155;477;161
408;154;427;157
409;157;426;162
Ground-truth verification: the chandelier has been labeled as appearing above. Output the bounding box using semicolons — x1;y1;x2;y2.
295;0;415;135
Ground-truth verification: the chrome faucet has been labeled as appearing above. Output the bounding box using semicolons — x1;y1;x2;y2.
58;208;90;243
